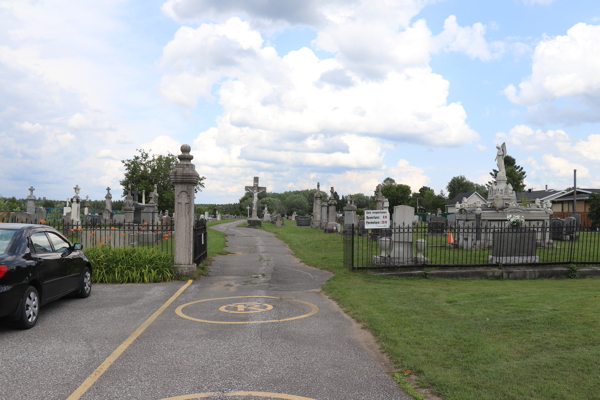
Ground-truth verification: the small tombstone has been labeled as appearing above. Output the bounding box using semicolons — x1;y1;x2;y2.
489;228;538;264
428;216;448;235
275;215;282;228
35;207;46;222
295;216;311;227
551;218;565;241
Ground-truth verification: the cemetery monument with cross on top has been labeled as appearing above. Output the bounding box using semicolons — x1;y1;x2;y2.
245;177;266;227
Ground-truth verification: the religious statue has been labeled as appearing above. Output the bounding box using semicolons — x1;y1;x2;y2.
244;177;266;220
496;142;507;176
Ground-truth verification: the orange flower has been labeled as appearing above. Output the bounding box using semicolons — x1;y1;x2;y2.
144;222;148;225
99;242;105;245
111;227;116;230
107;236;112;239
88;234;93;237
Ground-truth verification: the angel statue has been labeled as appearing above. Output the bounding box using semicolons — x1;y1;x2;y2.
496;142;507;176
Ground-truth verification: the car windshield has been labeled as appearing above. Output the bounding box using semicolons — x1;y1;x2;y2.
0;229;17;254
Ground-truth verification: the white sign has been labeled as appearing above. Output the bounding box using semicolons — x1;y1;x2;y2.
364;210;390;229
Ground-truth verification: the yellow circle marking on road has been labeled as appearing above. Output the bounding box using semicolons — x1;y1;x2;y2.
175;296;318;324
219;302;274;313
159;391;317;400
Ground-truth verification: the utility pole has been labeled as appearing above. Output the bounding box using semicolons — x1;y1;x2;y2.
573;169;577;217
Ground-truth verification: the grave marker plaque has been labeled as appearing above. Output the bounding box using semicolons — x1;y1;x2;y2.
295;216;312;227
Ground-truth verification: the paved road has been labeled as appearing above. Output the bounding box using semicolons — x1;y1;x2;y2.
0;221;411;400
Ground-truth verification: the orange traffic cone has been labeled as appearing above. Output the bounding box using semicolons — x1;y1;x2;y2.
447;230;454;244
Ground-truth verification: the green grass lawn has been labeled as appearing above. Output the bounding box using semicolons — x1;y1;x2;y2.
259;221;600;400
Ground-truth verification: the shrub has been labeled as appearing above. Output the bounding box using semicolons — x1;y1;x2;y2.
85;245;174;283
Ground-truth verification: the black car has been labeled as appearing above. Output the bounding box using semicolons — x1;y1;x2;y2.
0;223;92;329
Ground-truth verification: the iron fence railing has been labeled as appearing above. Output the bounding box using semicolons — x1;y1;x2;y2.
0;215;174;258
193;218;208;264
344;222;600;271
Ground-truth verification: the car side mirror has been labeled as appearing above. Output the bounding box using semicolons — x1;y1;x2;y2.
73;243;83;251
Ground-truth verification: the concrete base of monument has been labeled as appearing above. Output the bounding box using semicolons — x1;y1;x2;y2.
172;264;196;276
247;218;261;227
374;267;600;280
371;256;428;266
324;222;340;233
488;255;540;264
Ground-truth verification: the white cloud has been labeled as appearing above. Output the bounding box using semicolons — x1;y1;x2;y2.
68;112;115;131
432;16;504;61
384;159;431;192
141;135;183;157
161;18;479;147
506;23;600;105
542;154;589;178
14;121;45;132
574;134;600;161
496;124;570;151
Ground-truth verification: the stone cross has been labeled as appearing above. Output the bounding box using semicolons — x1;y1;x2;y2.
106;187;111;195
28;186;35;197
245;177;266;220
74;185;80;196
330;186;335;198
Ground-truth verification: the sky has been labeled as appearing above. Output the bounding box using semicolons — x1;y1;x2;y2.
2;0;600;204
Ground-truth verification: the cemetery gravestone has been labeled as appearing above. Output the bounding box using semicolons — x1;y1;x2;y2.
312;182;322;228
71;185;81;226
489;229;539;264
551;218;565;241
295;216;311;227
325;187;338;233
388;205;417;264
428;216;447;235
27;186;36;215
320;203;328;229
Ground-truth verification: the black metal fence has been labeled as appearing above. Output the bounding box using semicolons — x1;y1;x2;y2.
0;215;174;258
193;218;208;264
344;222;600;271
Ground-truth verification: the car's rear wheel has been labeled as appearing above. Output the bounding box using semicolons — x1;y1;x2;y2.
17;286;39;330
76;267;92;298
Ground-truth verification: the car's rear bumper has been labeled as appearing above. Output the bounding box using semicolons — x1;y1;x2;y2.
0;284;23;318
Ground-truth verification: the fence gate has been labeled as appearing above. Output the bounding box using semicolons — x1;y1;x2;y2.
193;218;207;265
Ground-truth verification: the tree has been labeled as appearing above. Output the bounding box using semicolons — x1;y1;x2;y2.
588;193;600;229
447;176;475;200
120;149;205;213
284;194;310;215
489;155;527;193
349;193;371;209
382;183;412;211
411;187;448;213
382;177;396;186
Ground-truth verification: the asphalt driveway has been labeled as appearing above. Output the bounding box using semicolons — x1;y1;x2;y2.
0;221;411;400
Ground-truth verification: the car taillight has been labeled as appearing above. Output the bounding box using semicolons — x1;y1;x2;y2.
0;265;7;279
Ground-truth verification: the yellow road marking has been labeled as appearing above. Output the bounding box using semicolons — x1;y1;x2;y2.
176;296;319;324
66;280;193;400
219;302;273;313
160;391;317;400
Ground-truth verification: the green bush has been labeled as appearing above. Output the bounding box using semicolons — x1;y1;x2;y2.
86;246;174;283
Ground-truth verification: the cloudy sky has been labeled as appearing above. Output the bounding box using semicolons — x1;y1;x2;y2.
2;0;600;203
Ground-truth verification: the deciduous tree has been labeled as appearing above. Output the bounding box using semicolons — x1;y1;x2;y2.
120;149;205;213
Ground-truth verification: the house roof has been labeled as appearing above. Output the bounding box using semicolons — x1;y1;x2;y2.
447;192;486;206
516;190;564;201
553;189;600;202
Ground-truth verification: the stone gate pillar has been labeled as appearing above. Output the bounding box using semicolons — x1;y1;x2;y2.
170;144;200;276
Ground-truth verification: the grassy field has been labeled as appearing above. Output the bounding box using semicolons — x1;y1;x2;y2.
259;221;600;400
